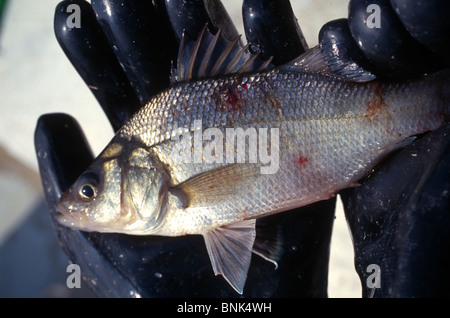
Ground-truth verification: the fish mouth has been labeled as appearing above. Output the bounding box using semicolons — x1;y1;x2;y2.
54;202;88;230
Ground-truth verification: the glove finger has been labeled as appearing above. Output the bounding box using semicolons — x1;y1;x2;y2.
318;18;377;82
91;0;178;105
154;0;240;44
54;0;141;131
35;113;93;204
242;0;308;65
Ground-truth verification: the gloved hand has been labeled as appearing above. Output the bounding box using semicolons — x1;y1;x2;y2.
34;0;450;298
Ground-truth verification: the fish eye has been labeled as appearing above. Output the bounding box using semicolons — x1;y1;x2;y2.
79;184;97;199
76;171;100;201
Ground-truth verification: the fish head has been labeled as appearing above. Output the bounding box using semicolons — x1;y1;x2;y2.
56;139;170;235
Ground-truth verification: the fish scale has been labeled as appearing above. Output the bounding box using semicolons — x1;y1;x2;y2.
56;27;450;294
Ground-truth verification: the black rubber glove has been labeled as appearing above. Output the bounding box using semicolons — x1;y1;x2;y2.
34;0;450;298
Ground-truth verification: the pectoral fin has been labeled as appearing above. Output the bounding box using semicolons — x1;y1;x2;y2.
203;219;256;294
169;164;260;208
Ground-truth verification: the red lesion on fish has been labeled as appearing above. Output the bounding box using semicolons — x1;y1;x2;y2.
295;155;309;170
364;82;391;123
214;81;247;112
225;87;242;111
365;100;383;122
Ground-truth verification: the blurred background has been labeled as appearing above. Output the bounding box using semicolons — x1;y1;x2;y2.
0;0;360;297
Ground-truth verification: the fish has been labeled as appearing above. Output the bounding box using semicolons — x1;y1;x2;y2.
56;26;450;294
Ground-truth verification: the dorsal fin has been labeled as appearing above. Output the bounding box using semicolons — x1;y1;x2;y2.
171;25;273;83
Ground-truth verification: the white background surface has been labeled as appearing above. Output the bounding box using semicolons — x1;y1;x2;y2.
0;0;361;297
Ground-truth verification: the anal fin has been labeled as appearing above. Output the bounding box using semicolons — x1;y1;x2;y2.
203;219;256;294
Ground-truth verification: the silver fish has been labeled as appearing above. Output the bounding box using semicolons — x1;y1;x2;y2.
56;27;450;294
